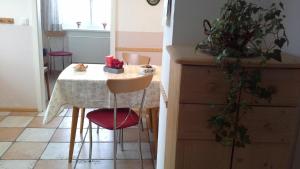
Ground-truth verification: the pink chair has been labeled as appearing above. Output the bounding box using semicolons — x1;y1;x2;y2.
46;31;72;72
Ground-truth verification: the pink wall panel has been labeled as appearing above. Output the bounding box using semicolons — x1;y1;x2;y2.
116;31;163;65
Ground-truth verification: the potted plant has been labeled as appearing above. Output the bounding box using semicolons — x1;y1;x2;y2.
196;0;288;150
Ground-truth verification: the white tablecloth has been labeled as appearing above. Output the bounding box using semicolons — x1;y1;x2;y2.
43;64;161;124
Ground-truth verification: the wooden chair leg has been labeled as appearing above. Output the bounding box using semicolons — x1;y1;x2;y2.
80;108;85;134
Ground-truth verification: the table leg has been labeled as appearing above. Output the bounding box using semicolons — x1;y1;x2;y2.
69;106;79;163
80;108;85;134
151;107;159;159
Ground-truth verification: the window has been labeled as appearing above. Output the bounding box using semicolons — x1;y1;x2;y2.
58;0;111;30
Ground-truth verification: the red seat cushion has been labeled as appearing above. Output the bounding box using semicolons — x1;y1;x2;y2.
49;51;72;56
86;108;139;130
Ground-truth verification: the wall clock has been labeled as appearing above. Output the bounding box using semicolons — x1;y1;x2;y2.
147;0;160;6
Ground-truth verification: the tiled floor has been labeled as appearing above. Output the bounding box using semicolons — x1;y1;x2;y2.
0;109;154;169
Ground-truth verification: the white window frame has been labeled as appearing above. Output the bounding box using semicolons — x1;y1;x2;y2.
59;0;112;31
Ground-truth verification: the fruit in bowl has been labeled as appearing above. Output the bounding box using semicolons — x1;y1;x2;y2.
74;64;88;72
104;57;124;74
141;64;153;69
139;64;155;75
111;58;124;69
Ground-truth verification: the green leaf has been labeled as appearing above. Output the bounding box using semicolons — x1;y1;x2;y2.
271;49;282;62
279;2;284;9
274;38;286;48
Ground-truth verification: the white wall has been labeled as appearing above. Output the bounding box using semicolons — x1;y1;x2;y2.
115;0;164;65
117;0;164;32
0;0;42;110
172;0;224;45
0;0;32;25
284;0;300;56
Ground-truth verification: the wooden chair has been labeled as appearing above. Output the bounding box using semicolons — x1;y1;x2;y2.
122;53;150;65
86;75;153;169
46;31;72;72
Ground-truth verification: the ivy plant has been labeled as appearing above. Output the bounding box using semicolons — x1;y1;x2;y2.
196;0;288;148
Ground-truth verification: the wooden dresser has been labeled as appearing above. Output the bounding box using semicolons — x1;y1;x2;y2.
163;45;300;169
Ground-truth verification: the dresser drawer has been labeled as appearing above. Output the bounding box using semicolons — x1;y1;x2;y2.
241;106;299;143
180;65;228;104
178;104;299;143
233;143;293;169
181;66;300;106
242;68;300;106
176;140;231;169
178;104;216;140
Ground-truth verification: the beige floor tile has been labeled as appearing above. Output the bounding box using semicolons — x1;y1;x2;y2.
0;116;33;127
34;160;75;169
17;128;55;142
2;142;47;160
123;128;149;142
59;117;98;129
9;112;38;116
28;117;63;128
41;143;81;160
84;129;113;142
0;116;5;122
58;109;69;117
0;142;12;157
50;129;87;143
0;160;36;169
0;112;10;116
75;160;154;169
65;108;95;117
0;128;24;141
37;112;45;117
79;143;151;160
83;128;148;142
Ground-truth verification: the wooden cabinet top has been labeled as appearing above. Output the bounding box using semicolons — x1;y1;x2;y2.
167;45;300;68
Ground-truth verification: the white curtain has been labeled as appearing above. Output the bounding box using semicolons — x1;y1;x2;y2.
42;0;62;31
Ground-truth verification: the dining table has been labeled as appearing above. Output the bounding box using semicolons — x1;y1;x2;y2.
43;64;161;162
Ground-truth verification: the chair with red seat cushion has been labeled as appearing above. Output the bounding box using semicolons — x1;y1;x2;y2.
46;31;73;72
87;108;139;130
86;75;153;169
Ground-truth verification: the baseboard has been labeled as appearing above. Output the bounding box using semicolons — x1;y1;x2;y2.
0;107;38;112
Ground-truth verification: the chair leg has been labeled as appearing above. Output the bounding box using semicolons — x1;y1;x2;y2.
89;121;92;162
140;118;144;132
113;128;117;169
97;126;99;133
80;108;85;134
121;129;124;151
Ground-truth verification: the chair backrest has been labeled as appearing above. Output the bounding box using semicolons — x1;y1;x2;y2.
107;75;153;94
122;53;150;65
